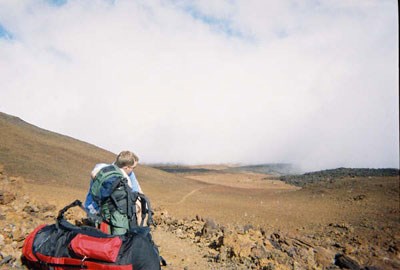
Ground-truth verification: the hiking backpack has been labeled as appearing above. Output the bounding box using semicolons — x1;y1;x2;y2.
22;200;163;270
90;164;126;203
89;164;146;232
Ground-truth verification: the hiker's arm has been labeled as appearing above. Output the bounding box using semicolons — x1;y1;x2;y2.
130;172;143;193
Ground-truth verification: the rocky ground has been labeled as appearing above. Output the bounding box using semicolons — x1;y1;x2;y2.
1;164;399;269
0;167;57;269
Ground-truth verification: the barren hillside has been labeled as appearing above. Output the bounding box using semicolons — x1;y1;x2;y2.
0;112;399;269
0;111;204;194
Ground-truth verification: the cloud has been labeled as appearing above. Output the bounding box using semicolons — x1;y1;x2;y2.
0;24;13;39
0;0;398;171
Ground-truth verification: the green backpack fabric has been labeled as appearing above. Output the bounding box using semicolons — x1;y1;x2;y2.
90;165;134;234
90;165;126;202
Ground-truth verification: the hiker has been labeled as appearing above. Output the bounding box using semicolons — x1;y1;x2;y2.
84;151;142;213
84;150;143;234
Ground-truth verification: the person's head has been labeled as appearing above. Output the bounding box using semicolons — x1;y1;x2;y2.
115;151;139;175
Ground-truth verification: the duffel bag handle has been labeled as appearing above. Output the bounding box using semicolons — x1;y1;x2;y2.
57;199;103;226
57;199;85;221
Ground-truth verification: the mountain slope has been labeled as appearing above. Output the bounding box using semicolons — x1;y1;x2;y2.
0;112;204;193
0;112;116;188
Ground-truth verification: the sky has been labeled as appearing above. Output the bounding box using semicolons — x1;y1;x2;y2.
0;0;398;172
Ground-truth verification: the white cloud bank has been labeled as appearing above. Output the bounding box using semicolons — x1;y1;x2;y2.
0;0;398;171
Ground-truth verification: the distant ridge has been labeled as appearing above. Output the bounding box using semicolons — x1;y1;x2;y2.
224;163;301;175
151;163;301;176
280;167;400;187
151;165;213;174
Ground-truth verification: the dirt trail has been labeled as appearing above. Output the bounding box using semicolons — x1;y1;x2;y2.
174;187;207;205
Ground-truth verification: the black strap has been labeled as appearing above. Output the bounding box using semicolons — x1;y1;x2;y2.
56;199;107;230
160;256;167;266
137;193;154;227
55;200;112;237
57;199;85;220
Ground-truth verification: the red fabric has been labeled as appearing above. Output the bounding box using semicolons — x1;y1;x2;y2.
70;234;122;263
21;224;47;262
36;253;132;270
100;221;110;233
35;253;82;266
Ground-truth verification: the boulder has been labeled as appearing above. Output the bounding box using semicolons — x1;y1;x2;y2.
0;190;16;205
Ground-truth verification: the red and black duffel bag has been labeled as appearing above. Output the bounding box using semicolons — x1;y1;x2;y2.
22;200;163;270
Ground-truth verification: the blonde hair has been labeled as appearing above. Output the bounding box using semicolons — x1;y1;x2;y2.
114;151;139;168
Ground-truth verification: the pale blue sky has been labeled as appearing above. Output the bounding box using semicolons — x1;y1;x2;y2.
0;24;12;39
0;0;398;171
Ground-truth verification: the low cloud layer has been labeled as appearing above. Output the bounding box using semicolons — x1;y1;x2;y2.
0;0;398;171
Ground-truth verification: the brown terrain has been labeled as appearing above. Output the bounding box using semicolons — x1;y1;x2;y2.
0;111;399;269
